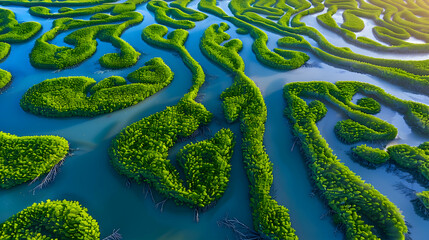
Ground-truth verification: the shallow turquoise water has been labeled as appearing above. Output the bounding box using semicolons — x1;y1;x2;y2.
0;2;428;240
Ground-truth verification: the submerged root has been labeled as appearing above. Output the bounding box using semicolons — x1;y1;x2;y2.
320;209;335;220
194;208;200;223
155;199;167;212
394;182;417;199
102;229;122;240
291;140;297;152
142;183;155;203
218;216;263;240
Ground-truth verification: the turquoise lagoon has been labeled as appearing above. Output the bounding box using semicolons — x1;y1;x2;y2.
0;1;429;239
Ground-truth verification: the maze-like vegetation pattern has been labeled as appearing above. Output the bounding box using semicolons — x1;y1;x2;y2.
1;0;429;239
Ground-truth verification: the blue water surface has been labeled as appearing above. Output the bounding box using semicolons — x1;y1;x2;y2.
0;1;428;240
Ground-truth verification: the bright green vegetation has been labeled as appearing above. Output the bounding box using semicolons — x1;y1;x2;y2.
387;143;429;181
88;75;126;94
20;57;173;117
279;81;398;144
200;23;297;240
200;23;245;72
318;0;429;51
198;0;429;93
111;120;234;207
352;145;390;165
0;8;41;43
356;97;381;114
141;24;203;101
284;82;407;240
334;118;396;144
177;129;234;205
352;142;429;212
0;68;11;91
147;0;206;29
111;25;236;208
308;100;328;122
0;7;41;90
126;57;174;84
0;200;100;239
0;42;10;61
0;132;69;189
0;0;115;6
198;0;309;70
29;0;145;18
0;42;10;90
280;80;429;144
30;11;142;69
3;0;429;238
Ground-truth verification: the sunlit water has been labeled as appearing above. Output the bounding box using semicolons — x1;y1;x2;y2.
0;1;428;240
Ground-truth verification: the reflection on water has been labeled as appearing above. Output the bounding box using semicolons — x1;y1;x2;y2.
0;2;428;240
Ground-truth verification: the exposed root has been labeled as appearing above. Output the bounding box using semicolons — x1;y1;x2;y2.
155;199;167;212
102;229;122;240
30;158;65;194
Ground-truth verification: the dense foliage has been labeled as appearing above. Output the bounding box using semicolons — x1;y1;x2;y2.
204;0;429;93
30;12;142;69
0;132;69;189
200;22;297;240
0;7;41;90
387;143;429;181
3;0;429;239
0;68;11;91
0;8;41;43
416;191;429;210
0;200;100;239
352;144;390;165
147;0;206;29
29;0;145;18
111;24;237;208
